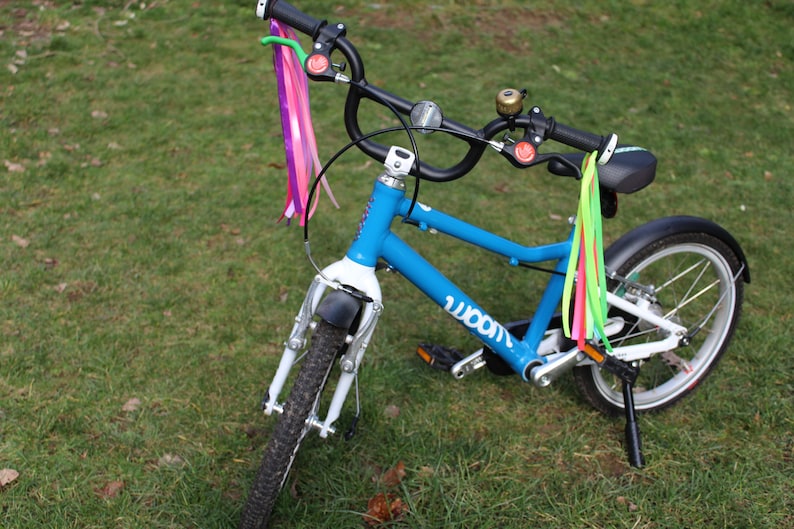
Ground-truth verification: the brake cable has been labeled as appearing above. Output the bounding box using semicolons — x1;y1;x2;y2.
300;77;427;278
301;122;496;278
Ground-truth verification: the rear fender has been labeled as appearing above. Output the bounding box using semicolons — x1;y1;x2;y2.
605;216;750;283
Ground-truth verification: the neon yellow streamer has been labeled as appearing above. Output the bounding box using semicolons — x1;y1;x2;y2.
562;152;613;352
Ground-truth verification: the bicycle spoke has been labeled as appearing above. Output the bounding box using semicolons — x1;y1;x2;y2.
655;257;708;295
663;277;720;321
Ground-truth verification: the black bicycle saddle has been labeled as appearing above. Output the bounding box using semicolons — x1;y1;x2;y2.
547;145;657;194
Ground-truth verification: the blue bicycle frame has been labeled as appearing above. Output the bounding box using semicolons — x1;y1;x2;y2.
347;180;573;379
263;146;688;438
347;147;571;379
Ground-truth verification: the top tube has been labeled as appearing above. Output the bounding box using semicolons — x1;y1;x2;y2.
345;173;575;378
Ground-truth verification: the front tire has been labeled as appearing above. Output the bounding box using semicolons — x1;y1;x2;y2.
573;232;744;416
239;320;348;529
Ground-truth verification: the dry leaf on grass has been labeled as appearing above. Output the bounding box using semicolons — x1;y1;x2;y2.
11;235;29;248
95;480;124;498
4;160;25;173
379;461;406;487
0;468;19;488
383;404;400;418
616;495;638;512
121;397;141;412
157;454;185;467
363;492;405;526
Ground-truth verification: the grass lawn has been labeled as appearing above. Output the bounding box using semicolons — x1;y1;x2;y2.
1;1;792;527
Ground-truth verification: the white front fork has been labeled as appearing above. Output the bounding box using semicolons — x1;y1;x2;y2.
263;257;383;437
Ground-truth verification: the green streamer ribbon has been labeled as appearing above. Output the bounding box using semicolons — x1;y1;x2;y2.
562;152;612;352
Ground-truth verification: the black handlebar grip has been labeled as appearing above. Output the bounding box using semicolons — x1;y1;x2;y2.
548;121;617;164
256;0;326;39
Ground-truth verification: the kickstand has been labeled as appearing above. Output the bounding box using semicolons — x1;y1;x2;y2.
622;380;645;468
579;343;646;467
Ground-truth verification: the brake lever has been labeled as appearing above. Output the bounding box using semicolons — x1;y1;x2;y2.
263;23;350;83
497;147;583;179
545;153;583;179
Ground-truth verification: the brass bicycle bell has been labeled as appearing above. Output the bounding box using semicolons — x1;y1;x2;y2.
496;88;526;118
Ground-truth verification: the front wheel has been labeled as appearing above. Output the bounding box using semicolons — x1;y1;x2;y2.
573;231;744;416
239;320;348;529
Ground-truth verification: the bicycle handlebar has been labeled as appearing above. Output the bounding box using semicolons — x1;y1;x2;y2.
257;0;618;181
257;0;325;38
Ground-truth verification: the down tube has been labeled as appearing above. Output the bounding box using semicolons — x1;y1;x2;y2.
380;233;543;376
399;201;573;358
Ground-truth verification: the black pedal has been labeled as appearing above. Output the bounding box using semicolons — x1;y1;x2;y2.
416;343;464;371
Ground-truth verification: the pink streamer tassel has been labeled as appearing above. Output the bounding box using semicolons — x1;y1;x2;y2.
270;20;337;225
572;236;588;350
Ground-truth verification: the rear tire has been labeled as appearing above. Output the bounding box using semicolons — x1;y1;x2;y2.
239;320;348;529
573;232;744;416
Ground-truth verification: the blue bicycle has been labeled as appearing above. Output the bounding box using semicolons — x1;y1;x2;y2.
242;2;750;527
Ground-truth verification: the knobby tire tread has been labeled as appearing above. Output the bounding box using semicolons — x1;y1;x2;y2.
239;321;348;529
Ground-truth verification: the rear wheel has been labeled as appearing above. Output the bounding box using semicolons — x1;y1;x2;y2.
573;232;744;416
239;320;348;529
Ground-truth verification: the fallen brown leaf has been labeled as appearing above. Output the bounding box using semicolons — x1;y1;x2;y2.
363;492;405;526
380;461;406;487
3;160;25;173
11;235;29;248
417;465;435;479
616;495;638;512
121;397;141;412
383;404;400;419
96;480;124;498
157;454;184;467
0;468;19;487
